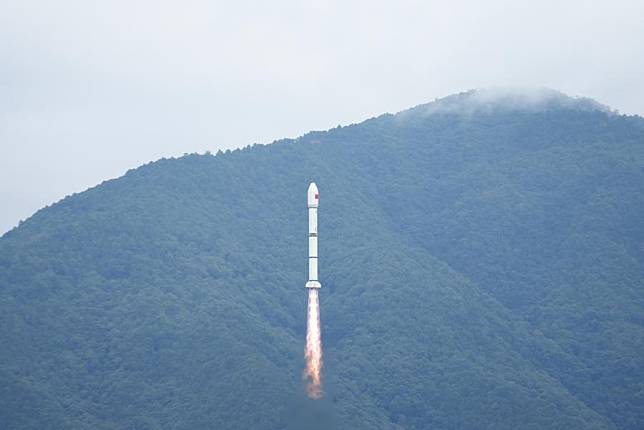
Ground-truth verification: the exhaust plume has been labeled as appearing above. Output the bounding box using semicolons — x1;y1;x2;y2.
304;288;323;399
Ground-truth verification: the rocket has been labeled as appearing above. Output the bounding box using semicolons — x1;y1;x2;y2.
305;183;321;289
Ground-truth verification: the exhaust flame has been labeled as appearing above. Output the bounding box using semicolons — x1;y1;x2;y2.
304;288;323;399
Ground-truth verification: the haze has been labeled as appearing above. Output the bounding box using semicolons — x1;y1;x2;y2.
2;0;643;234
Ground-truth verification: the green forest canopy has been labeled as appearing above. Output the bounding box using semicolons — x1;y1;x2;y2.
1;89;643;429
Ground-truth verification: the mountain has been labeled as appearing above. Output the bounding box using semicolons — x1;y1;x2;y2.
1;88;643;429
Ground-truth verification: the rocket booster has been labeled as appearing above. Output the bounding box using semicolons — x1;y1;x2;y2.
306;183;321;289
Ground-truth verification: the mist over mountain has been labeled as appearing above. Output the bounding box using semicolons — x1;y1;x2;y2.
1;89;643;429
404;87;613;117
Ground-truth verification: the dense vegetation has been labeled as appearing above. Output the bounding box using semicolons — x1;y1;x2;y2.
1;89;643;429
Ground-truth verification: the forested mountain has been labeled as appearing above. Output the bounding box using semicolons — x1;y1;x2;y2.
1;89;643;429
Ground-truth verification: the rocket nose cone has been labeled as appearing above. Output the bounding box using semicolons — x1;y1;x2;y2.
307;183;319;207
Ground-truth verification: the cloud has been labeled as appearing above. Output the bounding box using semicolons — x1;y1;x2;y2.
1;0;644;233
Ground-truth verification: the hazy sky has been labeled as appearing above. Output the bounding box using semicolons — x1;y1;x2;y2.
2;0;643;234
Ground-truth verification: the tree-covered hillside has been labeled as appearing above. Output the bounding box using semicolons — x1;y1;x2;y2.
1;89;643;429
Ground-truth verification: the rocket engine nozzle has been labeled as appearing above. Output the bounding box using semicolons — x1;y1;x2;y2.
306;281;321;289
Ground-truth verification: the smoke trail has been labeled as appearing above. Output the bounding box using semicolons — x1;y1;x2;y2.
304;288;323;399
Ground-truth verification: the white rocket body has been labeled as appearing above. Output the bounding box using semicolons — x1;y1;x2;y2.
306;183;321;289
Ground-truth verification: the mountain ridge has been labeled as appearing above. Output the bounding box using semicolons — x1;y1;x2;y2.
0;87;631;239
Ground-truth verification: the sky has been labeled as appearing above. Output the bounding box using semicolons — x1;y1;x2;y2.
2;0;643;234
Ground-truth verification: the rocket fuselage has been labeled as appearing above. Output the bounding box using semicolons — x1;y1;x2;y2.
306;183;321;289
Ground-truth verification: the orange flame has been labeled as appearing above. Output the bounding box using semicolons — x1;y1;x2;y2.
304;289;323;399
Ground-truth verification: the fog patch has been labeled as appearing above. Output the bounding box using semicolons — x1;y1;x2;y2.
397;87;613;121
